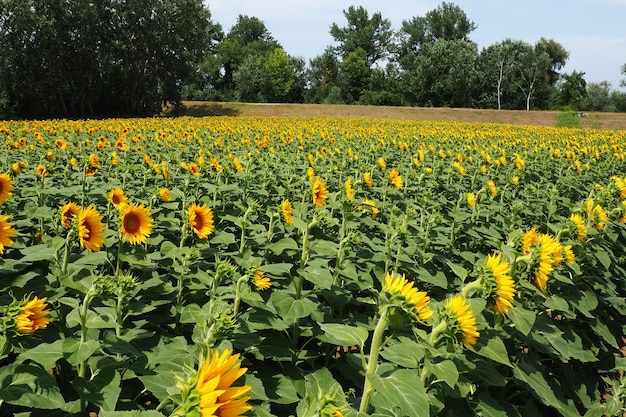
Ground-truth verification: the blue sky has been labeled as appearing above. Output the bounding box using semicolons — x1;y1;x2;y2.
208;0;626;89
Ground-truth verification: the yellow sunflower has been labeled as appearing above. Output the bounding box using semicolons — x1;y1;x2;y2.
363;171;373;188
159;188;172;202
35;164;47;177
312;176;328;207
466;192;476;210
569;213;587;242
189;162;201;176
188;202;215;239
77;205;106;252
378;157;386;172
0;173;14;204
445;295;479;347
487;180;497;197
60;202;81;229
383;272;432;321
521;227;540;255
108;188;128;210
0;214;17;254
534;234;561;291
88;153;99;168
389;169;403;189
254;270;271;291
15;296;51;334
120;202;153;245
194;349;251;417
485;253;516;314
344;177;355;201
281;199;294;225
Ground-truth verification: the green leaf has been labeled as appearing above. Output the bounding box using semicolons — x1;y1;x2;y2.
271;292;318;322
62;338;102;366
0;363;68;410
72;368;121;412
445;260;468;281
595;251;611;268
369;369;429;417
380;338;424;368
429;359;459;388
269;237;300;255
300;259;333;289
472;336;512;367
17;339;65;370
507;305;536;336
318;323;369;350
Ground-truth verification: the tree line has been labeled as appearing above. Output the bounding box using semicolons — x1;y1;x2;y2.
1;0;625;119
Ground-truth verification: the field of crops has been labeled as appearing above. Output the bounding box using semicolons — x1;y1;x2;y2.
1;115;626;417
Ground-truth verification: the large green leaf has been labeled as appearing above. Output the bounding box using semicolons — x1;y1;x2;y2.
369;369;429;417
0;363;69;410
429;359;459;388
62;337;102;366
318;322;369;350
472;335;512;367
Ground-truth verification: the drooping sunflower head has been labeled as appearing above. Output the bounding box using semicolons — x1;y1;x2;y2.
521;227;540;255
188;202;215;239
14;296;52;334
389;169;403;189
60;202;81;229
533;234;561;291
466;192;476;210
159;188;171;202
0;173;14;204
363;171;373;188
487;180;497;197
569;213;587;242
0;213;18;254
281;199;294;225
108;188;128;210
382;272;432;321
312;176;328;208
77;205;106;252
481;253;516;314
344;177;355;201
254;270;271;291
359;199;379;219
443;295;479;347
120;202;153;245
378;157;386;172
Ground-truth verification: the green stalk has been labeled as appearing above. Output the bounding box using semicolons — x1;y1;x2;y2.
232;275;249;318
78;290;94;413
359;306;390;414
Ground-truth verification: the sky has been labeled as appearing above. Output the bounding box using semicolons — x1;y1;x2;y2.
208;0;626;89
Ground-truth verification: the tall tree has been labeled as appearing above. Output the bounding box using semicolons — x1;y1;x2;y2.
329;6;393;66
536;37;569;84
338;47;372;103
557;71;587;109
516;42;551;111
478;39;525;110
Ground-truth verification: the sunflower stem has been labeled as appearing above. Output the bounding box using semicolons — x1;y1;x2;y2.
232;275;248;318
460;279;484;298
60;229;74;276
429;320;447;346
359;306;390;414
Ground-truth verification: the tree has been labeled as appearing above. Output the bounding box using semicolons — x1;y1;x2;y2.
214;15;280;95
264;48;296;103
580;81;614;111
478;39;525;110
516;42;551;111
397;1;476;61
402;39;479;107
338;47;372;103
556;71;587;109
329;6;393;66
536;37;569;85
305;47;342;103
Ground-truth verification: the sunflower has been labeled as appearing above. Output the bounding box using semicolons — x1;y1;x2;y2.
570;213;587;242
466;192;476;210
521;227;540;255
210;156;222;172
35;164;47;177
344;177;355;201
593;205;608;230
254;270;271;291
15;296;52;334
193;349;251;417
189;162;201;176
534;234;561;291
233;157;244;173
120;202;153;245
484;253;516;314
360;199;379;219
55;138;68;150
444;295;479;347
281;199;294;225
363;171;373;188
389;169;403;189
108;188;128;210
77;205;106;252
383;272;432;321
60;202;81;229
88;153;99;168
378;157;386;172
188;202;215;239
487;180;497;197
0;214;17;254
312;176;328;208
159;188;171;202
307;167;315;183
0;173;14;204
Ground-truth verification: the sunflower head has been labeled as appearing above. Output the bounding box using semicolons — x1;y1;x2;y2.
389;169;403;189
442;295;479;347
254;270;271;291
344;177;355;201
188;202;215;239
382;272;432;322
108;188;128;210
60;202;81;229
5;296;52;335
0;173;14;204
312;176;328;208
0;213;17;254
120;202;153;245
176;348;251;417
466;192;476;210
569;213;587;242
159;188;172;202
480;253;516;314
281;199;294;225
77;205;106;252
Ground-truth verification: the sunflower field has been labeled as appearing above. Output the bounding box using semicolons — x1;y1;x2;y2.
1;116;626;417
